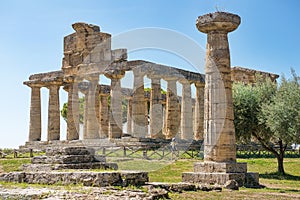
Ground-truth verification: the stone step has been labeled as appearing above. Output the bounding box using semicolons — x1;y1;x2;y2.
182;172;259;187
31;155;102;164
22;162;118;171
0;171;148;187
45;146;94;156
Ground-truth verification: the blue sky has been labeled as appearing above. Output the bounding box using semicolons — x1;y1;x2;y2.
0;0;299;148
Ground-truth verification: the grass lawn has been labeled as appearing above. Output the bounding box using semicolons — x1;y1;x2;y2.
0;157;299;199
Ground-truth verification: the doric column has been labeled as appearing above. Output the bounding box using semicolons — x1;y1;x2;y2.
82;89;89;139
126;97;133;134
132;69;147;138
197;12;240;162
148;76;164;138
194;82;205;140
99;94;109;138
85;75;100;139
47;84;61;141
164;78;179;139
27;84;42;141
64;79;80;141
180;79;193;140
105;72;125;138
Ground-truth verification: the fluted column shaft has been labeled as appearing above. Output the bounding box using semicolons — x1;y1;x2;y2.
99;94;109;138
132;71;147;137
149;77;163;138
194;82;205;140
47;84;60;141
180;80;193;140
86;77;100;139
165;78;179;139
28;86;42;141
126;97;133;134
108;75;124;138
66;82;79;140
83;90;89;139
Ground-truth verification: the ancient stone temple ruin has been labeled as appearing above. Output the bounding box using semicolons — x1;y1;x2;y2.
22;22;207;149
20;11;279;187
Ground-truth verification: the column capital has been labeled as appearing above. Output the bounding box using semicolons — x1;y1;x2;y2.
194;81;205;88
23;81;43;88
63;75;83;84
178;78;193;85
196;12;241;34
105;70;125;80
147;74;161;81
163;76;178;82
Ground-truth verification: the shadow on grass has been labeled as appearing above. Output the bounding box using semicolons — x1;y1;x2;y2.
260;172;300;181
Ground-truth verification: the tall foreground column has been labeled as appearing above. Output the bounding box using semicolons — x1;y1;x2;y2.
183;12;259;188
28;85;42;141
197;12;241;162
194;82;205;140
180;80;193;140
47;84;61;141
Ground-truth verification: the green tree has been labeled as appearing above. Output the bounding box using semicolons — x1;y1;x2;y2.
260;70;300;174
233;70;300;174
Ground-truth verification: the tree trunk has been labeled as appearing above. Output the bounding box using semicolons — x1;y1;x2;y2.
276;154;285;175
277;140;285;175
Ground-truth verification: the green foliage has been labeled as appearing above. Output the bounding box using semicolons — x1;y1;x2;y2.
260;72;300;146
233;76;277;144
233;69;300;174
61;97;85;124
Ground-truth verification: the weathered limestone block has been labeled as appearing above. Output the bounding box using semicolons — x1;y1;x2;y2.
182;172;246;187
45;146;94;156
120;172;149;187
245;172;260;188
31;155;96;164
0;171;149;187
22;162;118;171
193;162;247;173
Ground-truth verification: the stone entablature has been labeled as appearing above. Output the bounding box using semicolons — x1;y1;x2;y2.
231;66;279;84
